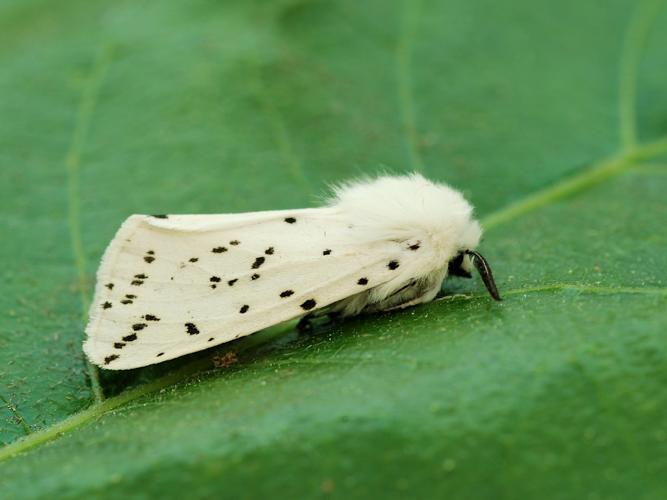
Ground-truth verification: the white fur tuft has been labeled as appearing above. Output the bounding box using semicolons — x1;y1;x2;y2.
326;173;483;314
330;173;480;250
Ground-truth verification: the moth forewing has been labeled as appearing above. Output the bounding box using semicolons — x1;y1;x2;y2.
84;212;411;369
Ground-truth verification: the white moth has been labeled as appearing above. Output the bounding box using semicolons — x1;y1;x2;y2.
84;174;500;370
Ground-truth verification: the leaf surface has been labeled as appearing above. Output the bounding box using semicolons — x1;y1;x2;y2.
1;0;666;498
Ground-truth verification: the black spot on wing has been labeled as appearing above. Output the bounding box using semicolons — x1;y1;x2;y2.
131;280;144;286
208;337;215;342
147;250;155;255
120;299;133;305
143;256;155;263
357;278;368;285
122;334;137;342
322;249;332;256
151;214;168;219
251;273;260;280
239;305;249;314
230;240;240;246
212;246;227;253
264;247;274;255
189;257;198;263
102;301;112;309
114;342;125;349
251;257;265;269
388;260;400;270
228;279;238;286
134;274;148;279
210;275;221;289
284;217;297;224
300;299;317;310
157;352;165;357
104;355;119;365
185;322;200;335
105;283;114;290
125;294;137;299
132;323;147;331
409;242;421;251
280;290;294;298
143;314;160;321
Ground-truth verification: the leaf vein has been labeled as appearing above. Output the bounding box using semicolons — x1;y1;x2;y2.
66;46;114;404
396;0;424;173
255;64;311;194
619;0;666;150
482;135;667;231
0;394;31;437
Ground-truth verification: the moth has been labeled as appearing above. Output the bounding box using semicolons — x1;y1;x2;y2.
84;174;500;369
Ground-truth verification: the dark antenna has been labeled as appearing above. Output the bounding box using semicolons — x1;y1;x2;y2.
465;250;502;301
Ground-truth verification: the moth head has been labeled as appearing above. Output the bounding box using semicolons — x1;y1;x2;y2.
443;208;501;301
448;248;502;301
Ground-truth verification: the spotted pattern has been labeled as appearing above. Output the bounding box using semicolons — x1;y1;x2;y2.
300;299;317;310
104;355;119;365
185;322;200;335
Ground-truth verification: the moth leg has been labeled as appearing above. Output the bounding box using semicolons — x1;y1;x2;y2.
366;281;440;313
296;310;341;333
383;295;430;311
296;313;315;333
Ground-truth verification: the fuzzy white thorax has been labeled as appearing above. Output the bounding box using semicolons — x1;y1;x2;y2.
326;173;482;315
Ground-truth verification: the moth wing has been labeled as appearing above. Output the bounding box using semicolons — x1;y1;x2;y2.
84;210;406;369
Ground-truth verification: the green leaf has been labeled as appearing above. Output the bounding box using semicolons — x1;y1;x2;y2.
2;0;667;498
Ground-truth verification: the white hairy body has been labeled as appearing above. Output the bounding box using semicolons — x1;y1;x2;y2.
84;174;483;369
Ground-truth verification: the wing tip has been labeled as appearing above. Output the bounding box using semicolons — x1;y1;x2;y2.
83;338;151;371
